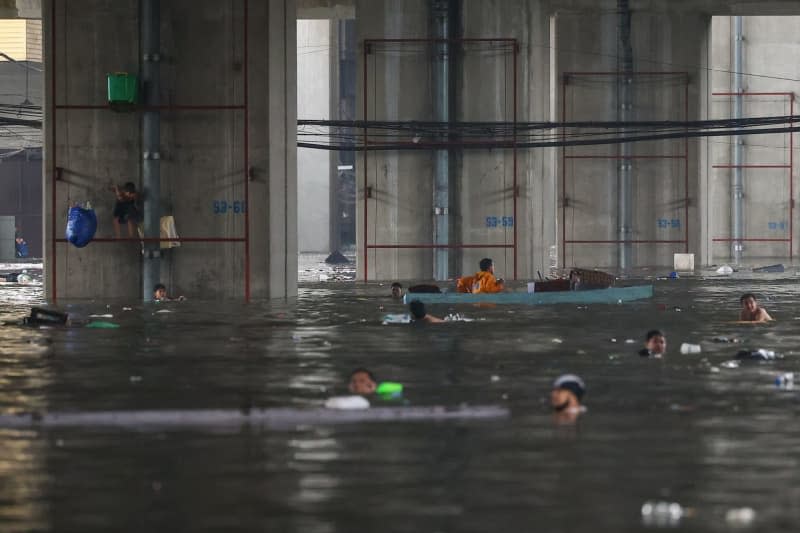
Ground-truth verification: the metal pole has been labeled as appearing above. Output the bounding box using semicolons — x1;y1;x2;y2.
431;0;451;281
141;0;161;301
617;0;633;272
732;16;744;263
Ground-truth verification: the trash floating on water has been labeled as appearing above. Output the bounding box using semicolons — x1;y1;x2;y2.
736;349;777;361
669;271;679;279
86;321;120;329
775;372;794;390
129;375;142;383
680;343;702;354
324;395;370;410
88;314;113;318
753;263;784;273
641;500;687;527
725;507;756;526
490;375;501;382
721;360;740;369
551;338;563;344
716;265;734;274
712;336;742;343
610;338;617;343
625;339;635;344
382;313;411;325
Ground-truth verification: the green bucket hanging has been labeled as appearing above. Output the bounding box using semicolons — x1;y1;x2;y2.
107;72;138;104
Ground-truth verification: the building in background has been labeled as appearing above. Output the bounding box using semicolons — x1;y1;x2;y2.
0;17;42;258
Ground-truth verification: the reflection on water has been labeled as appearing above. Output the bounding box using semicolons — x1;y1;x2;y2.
1;265;800;531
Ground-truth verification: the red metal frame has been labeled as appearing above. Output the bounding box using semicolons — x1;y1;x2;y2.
561;71;690;266
710;92;794;258
50;0;251;302
362;38;518;282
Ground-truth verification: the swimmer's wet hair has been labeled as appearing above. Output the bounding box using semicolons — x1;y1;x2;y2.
553;374;585;400
646;329;664;341
153;283;166;292
479;258;493;271
349;367;376;382
409;300;426;319
122;181;137;193
391;282;402;289
740;293;757;303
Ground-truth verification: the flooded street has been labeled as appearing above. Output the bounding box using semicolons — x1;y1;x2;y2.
0;259;799;531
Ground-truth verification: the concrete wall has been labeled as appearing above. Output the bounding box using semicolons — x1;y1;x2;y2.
355;0;708;279
44;0;297;300
707;16;800;263
297;19;331;253
356;0;434;280
555;8;708;269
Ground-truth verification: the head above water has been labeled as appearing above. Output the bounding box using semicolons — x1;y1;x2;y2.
391;282;403;299
122;181;137;194
349;367;377;394
153;283;167;300
409;300;426;320
645;329;667;354
550;374;585;411
479;258;494;272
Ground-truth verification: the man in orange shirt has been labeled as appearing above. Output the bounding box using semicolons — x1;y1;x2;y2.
456;258;505;293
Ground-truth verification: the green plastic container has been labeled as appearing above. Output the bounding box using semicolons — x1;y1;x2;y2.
376;382;403;396
107;72;138;104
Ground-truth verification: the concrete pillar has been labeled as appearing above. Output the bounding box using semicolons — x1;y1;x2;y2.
461;0;551;280
555;7;708;270
43;0;297;300
355;0;432;280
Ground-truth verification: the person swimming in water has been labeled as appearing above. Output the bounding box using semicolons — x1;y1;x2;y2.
409;300;443;323
739;293;772;322
638;329;667;357
348;368;377;395
550;374;586;423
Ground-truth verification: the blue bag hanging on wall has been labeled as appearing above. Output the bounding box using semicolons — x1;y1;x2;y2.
65;202;98;248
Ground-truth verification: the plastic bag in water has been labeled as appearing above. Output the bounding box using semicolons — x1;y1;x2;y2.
65;204;97;248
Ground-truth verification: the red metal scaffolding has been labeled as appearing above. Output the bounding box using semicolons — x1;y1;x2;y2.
710;91;794;257
50;0;251;302
561;72;690;266
362;38;518;281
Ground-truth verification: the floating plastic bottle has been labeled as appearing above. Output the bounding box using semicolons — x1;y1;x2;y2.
641;500;685;526
725;507;756;526
680;343;702;354
775;372;794;390
376;382;403;397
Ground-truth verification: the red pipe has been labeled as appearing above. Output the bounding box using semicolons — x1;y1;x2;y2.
561;74;567;268
712;238;790;242
566;240;687;244
363;39;369;282
51;0;57;302
565;71;689;76
243;0;250;302
684;75;689;253
512;40;518;280
367;244;513;249
791;94;794;258
55;104;246;110
566;155;687;160
712;92;794;96
56;237;246;243
712;164;790;169
364;38;515;44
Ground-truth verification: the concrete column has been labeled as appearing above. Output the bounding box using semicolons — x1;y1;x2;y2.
355;0;432;280
44;0;297;300
461;0;550;279
555;7;708;270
